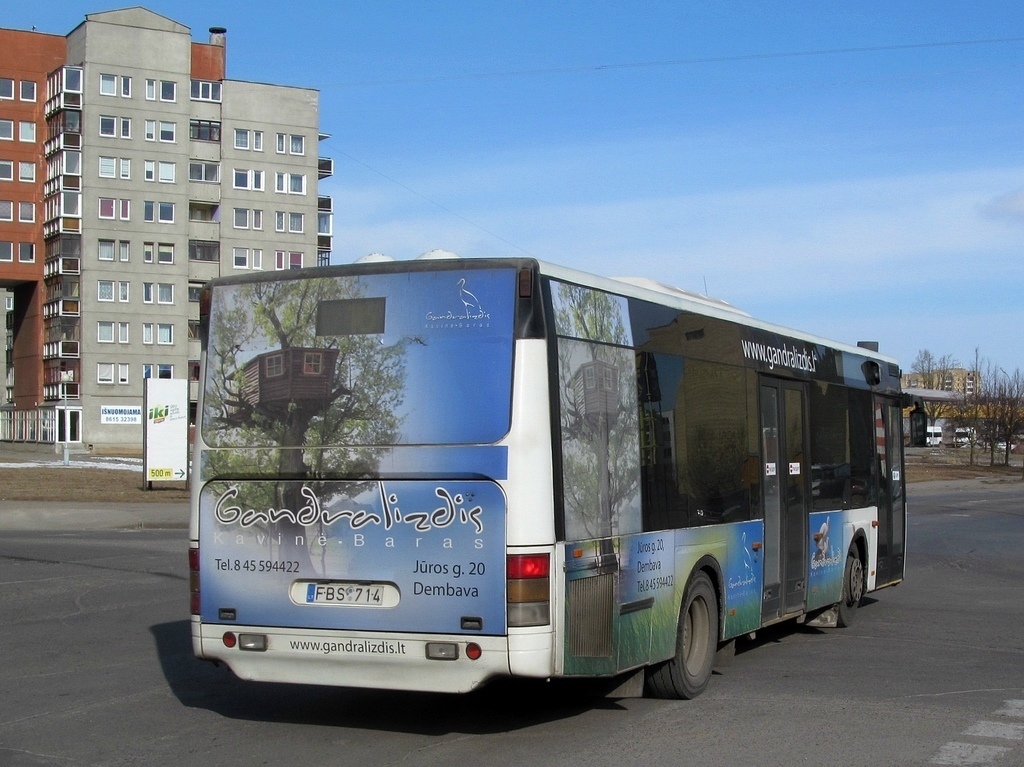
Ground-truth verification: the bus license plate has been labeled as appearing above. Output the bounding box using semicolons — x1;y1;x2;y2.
292;581;400;608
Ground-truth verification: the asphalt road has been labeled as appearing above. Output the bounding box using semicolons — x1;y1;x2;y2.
1;479;1022;767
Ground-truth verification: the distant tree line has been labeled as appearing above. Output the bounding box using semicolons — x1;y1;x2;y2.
911;349;1024;475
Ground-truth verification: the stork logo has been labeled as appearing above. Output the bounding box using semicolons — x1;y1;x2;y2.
425;277;492;326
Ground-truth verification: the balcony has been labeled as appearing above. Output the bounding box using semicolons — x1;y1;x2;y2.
43;340;80;360
318;157;334;180
317;195;333;212
43;382;80;401
43;257;80;279
43;299;79;319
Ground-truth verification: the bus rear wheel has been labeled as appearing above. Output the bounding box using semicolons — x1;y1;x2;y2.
837;550;865;628
646;571;718;699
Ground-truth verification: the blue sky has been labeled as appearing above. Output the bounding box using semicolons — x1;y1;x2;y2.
8;1;1024;371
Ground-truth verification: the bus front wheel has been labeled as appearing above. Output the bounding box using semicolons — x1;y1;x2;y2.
837;550;864;628
646;571;718;699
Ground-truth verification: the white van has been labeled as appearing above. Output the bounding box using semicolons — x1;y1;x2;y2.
926;425;942;447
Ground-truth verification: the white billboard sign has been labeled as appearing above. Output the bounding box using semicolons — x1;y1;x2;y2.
143;378;189;483
100;405;143;425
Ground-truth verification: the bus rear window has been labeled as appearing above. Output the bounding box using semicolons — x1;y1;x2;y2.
202;268;516;448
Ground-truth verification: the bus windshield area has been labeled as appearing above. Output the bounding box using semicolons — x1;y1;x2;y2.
201;267;517;450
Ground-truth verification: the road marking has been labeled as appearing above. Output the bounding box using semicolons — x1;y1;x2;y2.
994;700;1024;718
963;721;1024;740
930;701;1024;765
931;742;1010;765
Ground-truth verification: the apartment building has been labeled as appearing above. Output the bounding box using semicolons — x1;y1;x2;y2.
0;7;333;451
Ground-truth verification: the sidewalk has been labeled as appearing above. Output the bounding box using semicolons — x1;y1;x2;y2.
0;500;188;531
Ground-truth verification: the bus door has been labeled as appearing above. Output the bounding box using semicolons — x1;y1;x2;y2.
758;378;810;621
874;398;906;585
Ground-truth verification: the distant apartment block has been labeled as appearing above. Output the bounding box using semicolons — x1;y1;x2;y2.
901;368;980;396
0;7;333;451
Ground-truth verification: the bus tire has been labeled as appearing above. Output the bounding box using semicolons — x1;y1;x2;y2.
837;549;865;628
646;571;718;699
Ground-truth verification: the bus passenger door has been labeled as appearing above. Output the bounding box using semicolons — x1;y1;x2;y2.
759;378;810;622
875;398;906;586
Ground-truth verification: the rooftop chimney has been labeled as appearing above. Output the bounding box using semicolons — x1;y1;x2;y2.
209;27;227;47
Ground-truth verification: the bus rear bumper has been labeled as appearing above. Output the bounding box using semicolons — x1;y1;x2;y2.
192;620;546;693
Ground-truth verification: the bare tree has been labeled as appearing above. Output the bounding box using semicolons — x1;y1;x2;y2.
985;366;1024;468
911;349;961;427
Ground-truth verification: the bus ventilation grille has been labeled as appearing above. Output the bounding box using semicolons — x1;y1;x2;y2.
568;573;614;658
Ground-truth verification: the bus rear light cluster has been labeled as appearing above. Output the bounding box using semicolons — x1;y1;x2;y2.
188;547;201;615
506;553;550;627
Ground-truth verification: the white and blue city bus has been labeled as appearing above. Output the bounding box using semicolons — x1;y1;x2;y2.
189;255;908;698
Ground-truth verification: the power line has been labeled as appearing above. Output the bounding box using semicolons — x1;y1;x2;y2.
328;36;1024;88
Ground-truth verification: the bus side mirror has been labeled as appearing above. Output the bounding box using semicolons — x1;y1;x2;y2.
909;407;928;448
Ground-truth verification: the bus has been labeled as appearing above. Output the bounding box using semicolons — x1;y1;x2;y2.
189;255;909;699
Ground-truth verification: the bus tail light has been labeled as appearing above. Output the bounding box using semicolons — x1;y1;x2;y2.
507;553;550;627
189;547;201;615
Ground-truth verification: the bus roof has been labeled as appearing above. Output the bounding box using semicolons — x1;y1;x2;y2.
536;259;900;368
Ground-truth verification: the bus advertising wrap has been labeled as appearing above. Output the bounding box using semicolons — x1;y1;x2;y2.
199;479;507;635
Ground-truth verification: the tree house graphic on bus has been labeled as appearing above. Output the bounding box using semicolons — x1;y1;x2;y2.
236;347;341;415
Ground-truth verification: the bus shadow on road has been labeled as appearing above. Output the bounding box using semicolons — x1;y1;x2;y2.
151;620;632;734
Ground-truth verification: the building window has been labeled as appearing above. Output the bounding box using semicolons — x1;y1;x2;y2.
290;134;304;155
233;247;249;269
119;322;130;343
21;80;36;101
120;117;131;139
157;243;174;264
19;162;35;182
189;241;219;262
118;281;130;302
18;243;34;263
119;241;130;262
158;161;175;183
143;283;154;303
118;363;130;385
252;210;263;230
190;80;222;102
98;280;115;302
145;121;156;141
144;202;175;223
99;156;116;178
158;364;173;379
0;119;12;140
159;121;175;142
97;321;115;343
289;212;304;233
276;251;303;270
143;364;154;379
189;119;221;142
119;199;130;220
120;76;132;98
252;249;263;269
188;283;204;302
19;122;35;143
275;211;286;232
188;161;219;182
157;323;174;345
100;116;117;137
98;240;115;261
234;129;249;150
0;242;11;262
0;201;11;221
144;161;155;181
276;133;286;153
160;80;176;102
143;243;154;263
97;363;115;384
100;73;116;96
142;324;154;344
146;79;156;100
18;202;34;223
120;158;131;179
157;283;174;304
233;208;249;229
99;198;115;219
0;78;12;100
253;131;263;151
